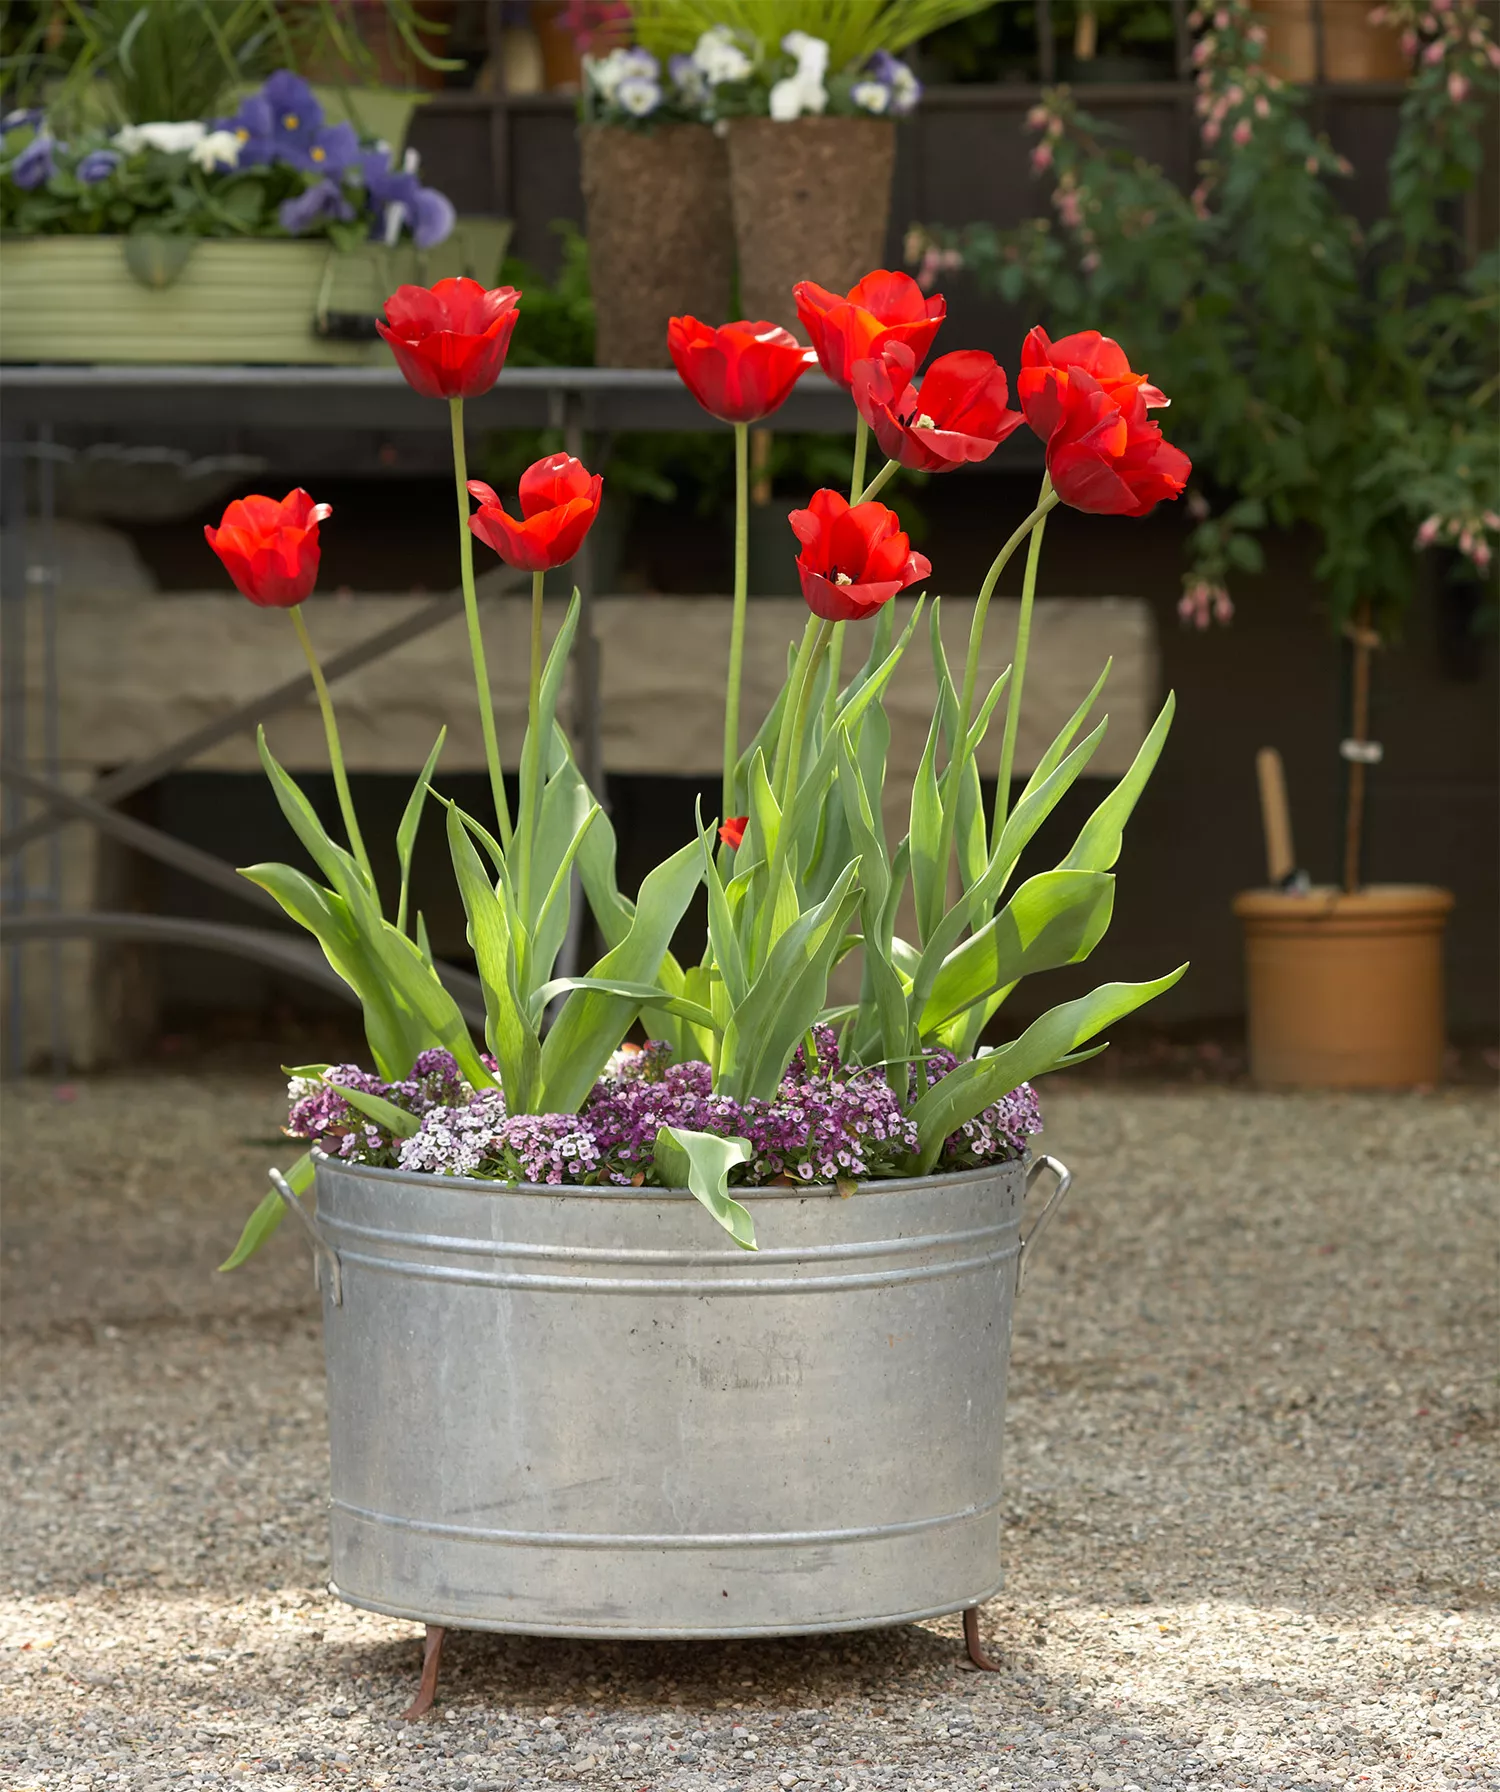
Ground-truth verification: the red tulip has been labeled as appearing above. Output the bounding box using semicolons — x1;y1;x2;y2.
1016;327;1168;437
668;316;816;424
1016;327;1189;518
377;277;522;400
204;488;331;608
793;270;946;390
851;341;1025;472
789;489;931;623
467;454;603;572
719;816;747;850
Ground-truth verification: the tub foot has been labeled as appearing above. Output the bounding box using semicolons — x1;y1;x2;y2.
962;1606;1004;1671
401;1624;447;1720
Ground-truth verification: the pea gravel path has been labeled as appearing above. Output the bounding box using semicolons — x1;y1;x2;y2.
2;1076;1496;1792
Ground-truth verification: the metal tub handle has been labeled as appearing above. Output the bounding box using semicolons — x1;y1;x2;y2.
1016;1154;1073;1295
270;1168;343;1306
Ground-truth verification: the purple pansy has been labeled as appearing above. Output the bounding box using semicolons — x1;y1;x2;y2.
220;92;275;167
76;147;121;184
278;177;355;234
359;146;454;249
262;69;324;165
11;132;59;189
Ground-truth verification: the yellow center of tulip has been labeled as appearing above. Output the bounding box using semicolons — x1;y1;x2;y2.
914;413;936;430
834;572;853;585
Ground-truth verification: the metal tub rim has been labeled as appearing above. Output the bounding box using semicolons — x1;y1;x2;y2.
311;1145;1032;1205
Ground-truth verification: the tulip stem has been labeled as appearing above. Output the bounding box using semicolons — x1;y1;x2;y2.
854;456;899;506
521;568;546;921
991;479;1056;842
289;603;373;886
449;397;513;851
849;414;869;505
723;420;750;821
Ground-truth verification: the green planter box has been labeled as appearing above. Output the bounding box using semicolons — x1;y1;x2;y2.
0;224;510;365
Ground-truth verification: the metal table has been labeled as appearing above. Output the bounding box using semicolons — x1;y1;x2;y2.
0;362;1033;1073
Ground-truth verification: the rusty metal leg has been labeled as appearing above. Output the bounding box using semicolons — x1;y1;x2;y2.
962;1606;1004;1671
401;1624;447;1720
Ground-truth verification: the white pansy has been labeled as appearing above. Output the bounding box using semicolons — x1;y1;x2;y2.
784;30;830;83
586;46;660;106
114;120;207;155
190;129;241;171
889;61;920;113
851;79;890;114
770;30;829;120
692;25;752;85
616;74;662;117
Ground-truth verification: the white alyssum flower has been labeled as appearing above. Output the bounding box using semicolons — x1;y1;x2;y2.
190;128;241;171
692;24;752;85
769;30;829;121
851;79;891;114
114;120;207;156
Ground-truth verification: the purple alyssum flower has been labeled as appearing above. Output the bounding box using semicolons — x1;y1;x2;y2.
340;1039;1040;1190
287;1050;470;1167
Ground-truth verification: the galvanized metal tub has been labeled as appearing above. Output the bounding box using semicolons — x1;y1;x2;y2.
298;1150;1070;1640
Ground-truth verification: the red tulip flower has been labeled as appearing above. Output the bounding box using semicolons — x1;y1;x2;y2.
1016;327;1190;517
789;489;931;623
378;277;522;400
793;269;947;390
668;316;816;424
467;454;603;572
204;488;331;608
1016;326;1168;429
718;816;747;850
851;341;1025;472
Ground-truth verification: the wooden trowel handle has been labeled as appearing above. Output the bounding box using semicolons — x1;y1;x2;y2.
1256;747;1296;886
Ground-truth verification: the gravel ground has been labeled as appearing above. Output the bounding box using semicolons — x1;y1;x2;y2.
2;1075;1496;1792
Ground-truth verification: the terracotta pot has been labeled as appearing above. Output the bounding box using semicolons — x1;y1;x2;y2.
1232;884;1454;1087
725;116;897;337
1249;1;1408;81
579;124;734;368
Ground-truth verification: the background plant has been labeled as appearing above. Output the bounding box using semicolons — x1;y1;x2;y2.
909;0;1500;633
1;0;456;129
630;0;991;67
